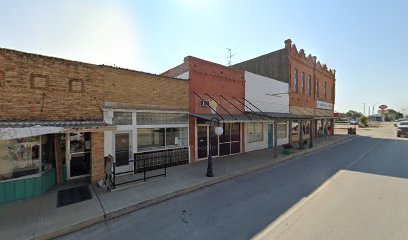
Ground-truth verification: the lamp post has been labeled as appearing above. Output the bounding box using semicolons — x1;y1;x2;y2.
206;118;223;177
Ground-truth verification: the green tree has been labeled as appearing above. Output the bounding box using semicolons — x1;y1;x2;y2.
345;110;363;119
360;116;368;127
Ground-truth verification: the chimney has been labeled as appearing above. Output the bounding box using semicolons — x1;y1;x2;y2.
284;39;292;49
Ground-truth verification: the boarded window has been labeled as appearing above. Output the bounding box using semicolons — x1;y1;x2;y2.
30;74;49;89
69;79;84;93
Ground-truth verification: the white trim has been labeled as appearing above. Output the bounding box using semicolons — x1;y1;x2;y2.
103;108;189;114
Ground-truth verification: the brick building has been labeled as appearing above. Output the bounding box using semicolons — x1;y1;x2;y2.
163;56;246;161
0;48;189;203
233;39;336;143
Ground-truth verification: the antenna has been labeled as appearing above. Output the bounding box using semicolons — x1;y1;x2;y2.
226;48;235;66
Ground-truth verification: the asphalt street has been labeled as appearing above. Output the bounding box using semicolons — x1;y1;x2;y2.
59;123;408;240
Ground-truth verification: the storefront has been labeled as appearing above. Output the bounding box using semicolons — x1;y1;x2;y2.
104;110;190;174
0;121;110;203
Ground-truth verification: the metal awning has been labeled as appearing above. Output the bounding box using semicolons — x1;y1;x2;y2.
0;120;115;140
190;112;313;122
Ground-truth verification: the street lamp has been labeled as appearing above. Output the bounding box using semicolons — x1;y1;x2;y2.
206;118;223;177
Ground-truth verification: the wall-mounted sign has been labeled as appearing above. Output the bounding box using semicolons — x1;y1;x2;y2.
316;100;333;110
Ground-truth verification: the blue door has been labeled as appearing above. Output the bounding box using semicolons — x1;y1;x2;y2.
268;124;273;148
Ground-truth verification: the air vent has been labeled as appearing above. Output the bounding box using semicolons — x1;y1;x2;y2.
201;100;210;107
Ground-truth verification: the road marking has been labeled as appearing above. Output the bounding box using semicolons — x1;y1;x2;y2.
345;139;382;170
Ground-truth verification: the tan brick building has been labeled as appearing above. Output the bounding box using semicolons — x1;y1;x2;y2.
0;48;189;203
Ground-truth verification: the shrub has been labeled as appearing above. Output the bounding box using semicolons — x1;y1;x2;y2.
360;116;368;127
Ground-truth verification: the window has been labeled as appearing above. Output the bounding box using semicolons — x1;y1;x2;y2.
324;81;327;99
316;79;319;97
293;69;298;93
165;128;188;147
248;123;263;143
138;128;165;150
0;136;41;181
307;75;311;96
113;112;132;125
138;127;188;151
301;72;305;94
291;121;299;136
137;113;188;125
277;123;287;138
220;123;241;155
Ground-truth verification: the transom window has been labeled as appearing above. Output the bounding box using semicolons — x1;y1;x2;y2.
137;113;188;125
113;112;132;125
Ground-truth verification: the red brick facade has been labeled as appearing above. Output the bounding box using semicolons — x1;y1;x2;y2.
285;39;336;117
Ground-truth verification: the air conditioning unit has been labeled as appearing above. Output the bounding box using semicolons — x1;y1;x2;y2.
201;100;210;107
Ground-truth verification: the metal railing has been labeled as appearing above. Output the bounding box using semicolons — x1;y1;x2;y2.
107;155;170;189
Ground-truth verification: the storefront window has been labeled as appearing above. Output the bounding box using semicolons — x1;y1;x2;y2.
0;136;41;180
248;122;263;143
138;128;165;150
277;123;287;138
137;127;189;151
292;121;299;136
165;128;188;147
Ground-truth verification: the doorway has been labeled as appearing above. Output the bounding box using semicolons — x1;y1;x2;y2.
67;132;90;179
268;124;273;148
114;132;133;173
197;126;208;159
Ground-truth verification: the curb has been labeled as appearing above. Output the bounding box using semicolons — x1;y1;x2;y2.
35;135;357;240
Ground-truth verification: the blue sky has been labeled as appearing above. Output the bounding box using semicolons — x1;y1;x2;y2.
1;0;407;114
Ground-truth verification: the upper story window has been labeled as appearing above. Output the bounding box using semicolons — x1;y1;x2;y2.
301;72;305;95
316;79;319;98
324;81;327;99
307;75;311;96
293;69;298;93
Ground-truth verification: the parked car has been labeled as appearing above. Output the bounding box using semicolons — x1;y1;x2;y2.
349;120;359;125
397;121;408;137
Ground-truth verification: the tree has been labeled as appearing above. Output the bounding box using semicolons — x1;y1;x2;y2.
360;116;368;127
345;110;363;119
385;109;404;121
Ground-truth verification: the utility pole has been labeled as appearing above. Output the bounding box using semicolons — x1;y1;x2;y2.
363;103;366;116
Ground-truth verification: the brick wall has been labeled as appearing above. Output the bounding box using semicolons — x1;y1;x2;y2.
187;56;245;114
0;48;104;121
91;132;104;184
103;66;189;111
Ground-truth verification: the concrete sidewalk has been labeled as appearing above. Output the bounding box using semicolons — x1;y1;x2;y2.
0;134;354;240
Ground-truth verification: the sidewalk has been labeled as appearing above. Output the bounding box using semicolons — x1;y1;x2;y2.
0;134;355;240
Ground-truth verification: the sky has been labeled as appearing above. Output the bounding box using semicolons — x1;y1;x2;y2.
1;0;407;114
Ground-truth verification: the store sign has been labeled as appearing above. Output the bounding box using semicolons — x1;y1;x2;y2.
316;100;333;110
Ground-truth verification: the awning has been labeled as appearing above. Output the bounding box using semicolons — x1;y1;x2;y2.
190;112;313;122
0;120;115;140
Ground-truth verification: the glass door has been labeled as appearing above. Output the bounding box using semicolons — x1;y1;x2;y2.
197;126;208;159
114;132;133;173
67;132;90;179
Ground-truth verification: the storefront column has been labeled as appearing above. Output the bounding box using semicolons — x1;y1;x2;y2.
54;135;63;184
288;120;293;143
309;120;314;148
91;132;105;184
299;120;303;149
273;119;278;158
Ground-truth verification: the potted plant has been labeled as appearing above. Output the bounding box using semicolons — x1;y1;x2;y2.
303;139;308;148
282;143;293;154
